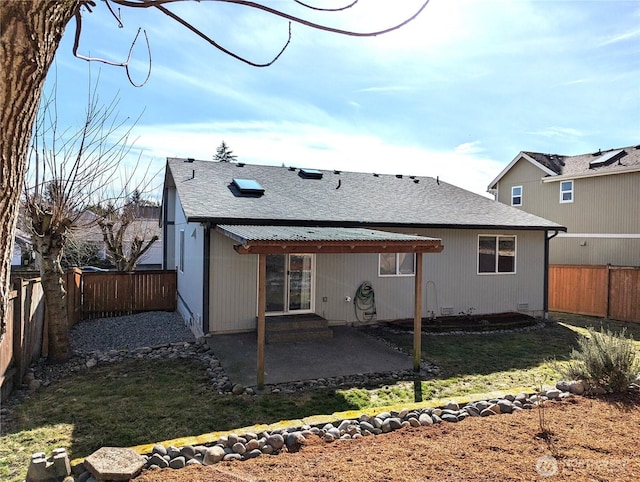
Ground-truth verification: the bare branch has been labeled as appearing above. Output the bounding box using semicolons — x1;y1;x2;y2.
104;0;125;28
110;0;430;37
73;5;152;86
153;2;292;67
73;0;430;76
292;0;359;13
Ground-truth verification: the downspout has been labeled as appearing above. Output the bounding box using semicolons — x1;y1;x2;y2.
202;222;211;336
543;230;560;319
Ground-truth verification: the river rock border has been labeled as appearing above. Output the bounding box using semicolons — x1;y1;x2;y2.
24;381;607;481
136;382;589;473
21;333;440;399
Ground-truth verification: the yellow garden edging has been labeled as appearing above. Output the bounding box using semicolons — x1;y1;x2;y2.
70;385;537;467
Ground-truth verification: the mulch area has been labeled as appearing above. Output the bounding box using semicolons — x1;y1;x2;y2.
134;393;640;482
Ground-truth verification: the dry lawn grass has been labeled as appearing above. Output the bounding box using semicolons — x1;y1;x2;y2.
134;393;640;482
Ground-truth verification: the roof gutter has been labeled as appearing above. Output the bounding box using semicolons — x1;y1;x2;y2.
187;217;565;232
541;165;640;183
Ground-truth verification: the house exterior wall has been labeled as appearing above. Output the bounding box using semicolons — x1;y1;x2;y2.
496;158;640;266
172;191;205;337
495;159;549;209
209;230;259;333
164;186;176;271
207;227;546;334
379;227;545;319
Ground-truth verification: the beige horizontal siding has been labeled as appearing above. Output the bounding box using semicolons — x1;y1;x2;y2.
208;227;547;333
497;160;639;265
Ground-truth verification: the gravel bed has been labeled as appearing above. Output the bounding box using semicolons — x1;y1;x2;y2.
70;311;195;353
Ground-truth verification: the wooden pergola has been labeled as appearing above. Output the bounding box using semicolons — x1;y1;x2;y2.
216;225;444;389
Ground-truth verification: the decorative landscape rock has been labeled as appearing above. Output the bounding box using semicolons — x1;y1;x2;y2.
84;447;146;481
26;448;71;482
27;382;614;480
22;336;438;399
17;311;635;481
130;388;579;476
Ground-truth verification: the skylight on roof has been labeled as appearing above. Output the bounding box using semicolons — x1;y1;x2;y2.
299;168;323;179
232;178;265;195
589;149;624;168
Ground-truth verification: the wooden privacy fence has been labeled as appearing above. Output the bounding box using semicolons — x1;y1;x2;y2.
72;269;177;323
1;269;177;399
549;264;640;322
1;277;46;401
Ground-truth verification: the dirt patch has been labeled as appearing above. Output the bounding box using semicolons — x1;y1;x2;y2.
388;312;538;333
134;394;640;482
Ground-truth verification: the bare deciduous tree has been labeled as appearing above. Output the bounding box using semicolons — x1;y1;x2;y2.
23;83;140;361
94;194;160;272
0;0;430;338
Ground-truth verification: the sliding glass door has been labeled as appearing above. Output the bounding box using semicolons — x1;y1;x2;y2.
265;254;314;314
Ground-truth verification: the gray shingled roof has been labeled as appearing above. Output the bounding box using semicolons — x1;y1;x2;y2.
524;144;640;177
165;158;564;230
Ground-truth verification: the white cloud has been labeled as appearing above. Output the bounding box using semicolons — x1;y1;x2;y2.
528;127;587;139
133;120;500;197
597;28;640;47
454;141;485;155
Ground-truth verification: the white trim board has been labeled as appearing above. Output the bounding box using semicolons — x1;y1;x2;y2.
556;233;640;239
541;165;640;183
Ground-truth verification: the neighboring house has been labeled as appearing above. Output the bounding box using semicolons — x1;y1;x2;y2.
11;229;33;268
488;145;640;266
162;158;564;339
69;210;163;270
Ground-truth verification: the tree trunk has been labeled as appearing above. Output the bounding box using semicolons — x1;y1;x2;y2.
37;243;70;361
0;1;77;338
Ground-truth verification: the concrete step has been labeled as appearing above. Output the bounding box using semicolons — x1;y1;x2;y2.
267;317;329;332
266;328;334;344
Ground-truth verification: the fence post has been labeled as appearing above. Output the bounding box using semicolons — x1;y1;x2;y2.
11;278;24;386
64;268;82;327
605;264;611;319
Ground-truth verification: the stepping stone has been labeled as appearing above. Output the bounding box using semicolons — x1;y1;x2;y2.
84;447;145;481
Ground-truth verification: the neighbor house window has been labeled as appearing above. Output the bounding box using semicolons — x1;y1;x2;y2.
179;229;185;272
379;253;415;276
560;180;574;203
478;235;516;274
511;186;522;206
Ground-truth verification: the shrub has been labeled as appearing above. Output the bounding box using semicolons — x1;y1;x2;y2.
561;327;640;393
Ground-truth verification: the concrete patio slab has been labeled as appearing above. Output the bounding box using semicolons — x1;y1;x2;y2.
206;326;412;387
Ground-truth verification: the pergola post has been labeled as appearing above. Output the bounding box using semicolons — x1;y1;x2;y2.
257;253;266;389
413;252;423;372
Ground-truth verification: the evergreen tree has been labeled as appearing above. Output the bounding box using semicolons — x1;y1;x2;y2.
214;141;238;163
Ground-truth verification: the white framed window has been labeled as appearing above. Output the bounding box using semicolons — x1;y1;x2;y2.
179;229;185;272
379;253;415;277
478;235;516;274
560;180;574;203
511;185;522;206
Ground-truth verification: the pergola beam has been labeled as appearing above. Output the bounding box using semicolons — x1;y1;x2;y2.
234;243;443;255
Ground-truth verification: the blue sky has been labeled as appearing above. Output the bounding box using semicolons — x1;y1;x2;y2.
49;0;640;197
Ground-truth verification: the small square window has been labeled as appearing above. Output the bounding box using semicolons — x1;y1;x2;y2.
560;180;573;203
511;186;522;206
379;253;415;277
